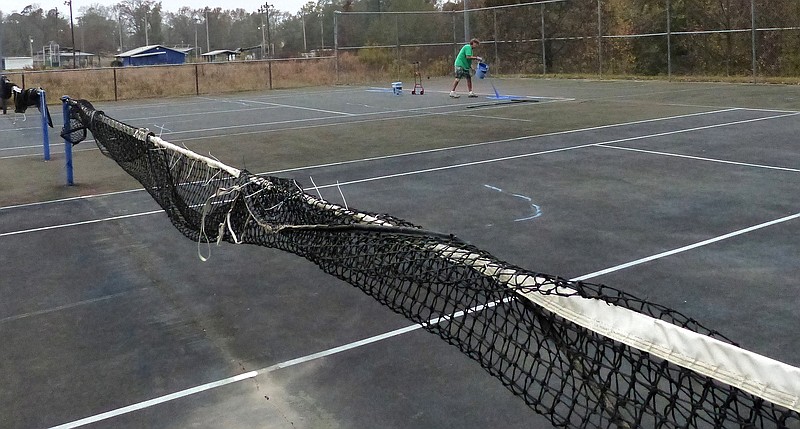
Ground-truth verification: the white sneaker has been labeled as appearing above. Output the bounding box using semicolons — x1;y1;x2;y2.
468;92;478;98
449;91;460;98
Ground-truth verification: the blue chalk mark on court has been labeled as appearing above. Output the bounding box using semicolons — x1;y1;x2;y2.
488;81;517;100
483;184;542;222
485;81;539;101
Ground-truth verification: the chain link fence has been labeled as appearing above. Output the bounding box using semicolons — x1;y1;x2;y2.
333;0;800;83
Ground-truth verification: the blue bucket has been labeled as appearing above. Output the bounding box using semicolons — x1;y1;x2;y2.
476;62;489;79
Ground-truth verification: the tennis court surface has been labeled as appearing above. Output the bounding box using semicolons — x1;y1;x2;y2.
1;78;799;428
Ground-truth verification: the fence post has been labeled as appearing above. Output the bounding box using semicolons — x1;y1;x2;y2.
667;0;672;79
493;10;499;72
597;0;602;77
113;68;119;101
334;11;339;84
751;0;757;83
395;15;400;80
39;89;50;161
268;59;273;90
453;11;458;59
60;96;74;186
541;3;547;75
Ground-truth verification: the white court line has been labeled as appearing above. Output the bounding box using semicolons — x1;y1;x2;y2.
1;89;460;158
583;85;723;102
0;102;747;160
88;88;359;113
0;146;96;160
5;88;365;136
599;144;800;173
0;99;482;160
0;211;162;238
571;212;800;281
159;98;515;137
457;113;537;122
243;99;357;116
0;290;140;324
48;371;260;429
263;108;739;175
308;111;800;190
737;106;800;114
46;210;800;429
0;104;732;167
158;100;537;140
0;109;789;210
2;111;797;238
0;189;144;212
0;125;41;133
104;105;285;123
0;143;42;151
42;92;319;118
0;138;716;236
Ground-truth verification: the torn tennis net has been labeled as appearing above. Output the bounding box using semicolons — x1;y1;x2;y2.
62;97;800;429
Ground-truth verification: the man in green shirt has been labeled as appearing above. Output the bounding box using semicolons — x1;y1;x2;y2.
450;38;483;98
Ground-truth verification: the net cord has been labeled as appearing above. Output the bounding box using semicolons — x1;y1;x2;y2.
427;243;800;412
98;112;392;229
149;134;242;178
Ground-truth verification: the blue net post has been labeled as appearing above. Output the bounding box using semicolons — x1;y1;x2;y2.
40;89;50;161
61;96;74;186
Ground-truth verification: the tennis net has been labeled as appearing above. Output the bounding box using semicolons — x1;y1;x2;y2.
62;97;800;429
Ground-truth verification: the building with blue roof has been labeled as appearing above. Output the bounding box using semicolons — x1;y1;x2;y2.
115;45;188;66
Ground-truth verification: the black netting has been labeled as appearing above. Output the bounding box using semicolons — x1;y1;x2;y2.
63;98;800;429
60;99;94;145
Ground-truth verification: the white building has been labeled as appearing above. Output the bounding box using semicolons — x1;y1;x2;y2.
1;57;34;71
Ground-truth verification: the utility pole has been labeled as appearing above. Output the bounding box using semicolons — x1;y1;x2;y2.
144;12;149;45
205;7;210;52
64;0;76;68
258;2;272;89
260;19;266;59
302;13;307;53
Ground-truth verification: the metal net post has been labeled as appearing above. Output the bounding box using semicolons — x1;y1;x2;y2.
39;89;50;161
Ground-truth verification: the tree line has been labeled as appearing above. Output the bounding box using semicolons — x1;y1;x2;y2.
0;0;346;60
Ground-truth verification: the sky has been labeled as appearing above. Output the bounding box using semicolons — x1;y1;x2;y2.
0;0;311;17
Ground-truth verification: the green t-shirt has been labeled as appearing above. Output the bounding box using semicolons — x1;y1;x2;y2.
455;44;473;69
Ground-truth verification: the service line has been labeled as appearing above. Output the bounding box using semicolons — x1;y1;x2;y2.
2;111;797;231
